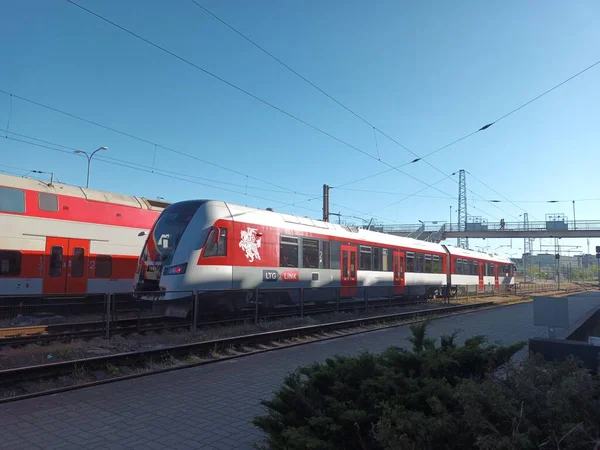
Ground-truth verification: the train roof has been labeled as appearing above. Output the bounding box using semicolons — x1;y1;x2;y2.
0;173;171;211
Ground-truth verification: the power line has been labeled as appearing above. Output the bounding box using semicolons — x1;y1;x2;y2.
63;0;501;216
188;1;599;222
0;88;313;198
20;2;511;223
2;128;294;195
0;130;324;213
466;170;538;220
64;0;408;171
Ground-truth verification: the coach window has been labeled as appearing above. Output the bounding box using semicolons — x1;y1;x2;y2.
382;249;388;271
96;255;113;278
350;251;356;277
472;261;479;276
204;227;227;257
372;247;382;271
455;259;462;275
302;239;319;268
432;255;440;273
320;241;331;269
406;252;414;272
71;248;85;278
280;236;299;268
490;263;495;275
38;193;58;212
49;246;63;277
0;186;25;213
0;250;22;276
359;246;372;270
415;253;424;273
424;254;432;273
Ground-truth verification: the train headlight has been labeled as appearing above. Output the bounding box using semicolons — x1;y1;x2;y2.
163;263;188;275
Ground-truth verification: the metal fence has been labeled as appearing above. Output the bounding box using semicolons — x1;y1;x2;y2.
0;282;590;339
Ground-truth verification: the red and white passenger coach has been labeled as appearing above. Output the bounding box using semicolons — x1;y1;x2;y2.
134;200;515;314
0;174;168;296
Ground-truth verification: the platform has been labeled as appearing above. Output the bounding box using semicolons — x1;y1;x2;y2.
2;293;600;450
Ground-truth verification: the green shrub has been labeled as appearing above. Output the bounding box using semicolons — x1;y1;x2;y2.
253;326;528;449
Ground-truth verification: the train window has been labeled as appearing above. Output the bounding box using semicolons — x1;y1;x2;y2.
372;247;381;271
455;258;462;275
490;263;495;275
359;246;372;270
280;236;299;268
387;249;394;272
302;239;319;268
320;241;331;269
204;227;227;257
96;255;113;278
382;249;388;271
0;186;25;213
350;251;356;277
342;250;349;277
406;252;414;272
473;261;479;276
49;246;63;277
0;250;21;276
415;253;424;273
424;254;432;273
330;241;340;270
71;247;85;278
432;255;440;273
38;193;58;212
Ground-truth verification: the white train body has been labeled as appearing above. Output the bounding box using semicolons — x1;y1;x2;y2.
134;200;515;304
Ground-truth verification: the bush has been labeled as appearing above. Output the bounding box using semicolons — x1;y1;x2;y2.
253;324;600;449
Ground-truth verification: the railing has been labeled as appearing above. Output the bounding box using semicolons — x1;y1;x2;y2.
380;220;600;235
427;224;446;243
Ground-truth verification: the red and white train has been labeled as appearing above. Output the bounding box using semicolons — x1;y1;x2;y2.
0;173;168;296
134;200;515;315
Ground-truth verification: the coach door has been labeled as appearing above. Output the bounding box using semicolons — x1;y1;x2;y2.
340;245;357;297
478;262;484;291
43;237;90;294
392;250;405;295
493;263;500;291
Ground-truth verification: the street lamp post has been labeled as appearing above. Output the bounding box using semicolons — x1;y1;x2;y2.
74;146;108;188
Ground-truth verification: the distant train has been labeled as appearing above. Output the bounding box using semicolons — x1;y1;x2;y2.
0;174;169;296
134;200;515;316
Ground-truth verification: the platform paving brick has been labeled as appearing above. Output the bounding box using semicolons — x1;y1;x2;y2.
1;292;600;450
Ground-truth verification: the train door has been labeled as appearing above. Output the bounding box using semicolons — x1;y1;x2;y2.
43;237;90;294
478;262;484;291
392;250;405;295
340;245;357;297
65;238;90;294
494;263;499;291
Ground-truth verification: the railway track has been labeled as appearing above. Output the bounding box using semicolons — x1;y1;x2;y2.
0;301;496;402
0;316;190;347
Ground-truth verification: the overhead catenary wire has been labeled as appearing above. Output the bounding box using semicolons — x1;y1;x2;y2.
0;88;314;199
63;0;506;219
0;131;326;213
0;128;294;195
188;0;599;221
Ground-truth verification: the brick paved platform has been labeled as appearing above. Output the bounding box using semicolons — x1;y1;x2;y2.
2;292;599;450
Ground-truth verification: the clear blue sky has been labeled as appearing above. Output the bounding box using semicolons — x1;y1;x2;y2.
1;0;599;257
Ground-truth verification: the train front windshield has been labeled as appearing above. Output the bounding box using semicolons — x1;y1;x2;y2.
141;200;204;268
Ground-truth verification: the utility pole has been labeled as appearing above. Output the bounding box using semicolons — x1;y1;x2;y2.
457;169;468;249
322;184;330;222
596;246;600;288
